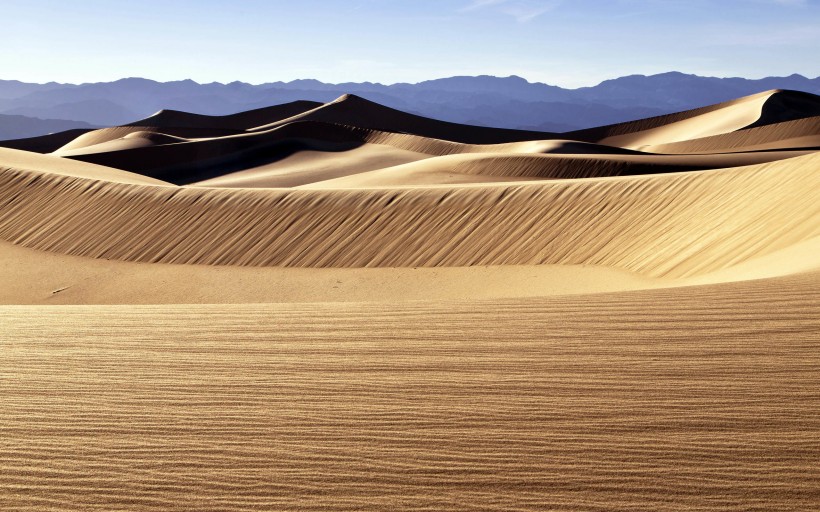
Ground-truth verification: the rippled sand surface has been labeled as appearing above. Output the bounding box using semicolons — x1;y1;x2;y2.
2;275;819;510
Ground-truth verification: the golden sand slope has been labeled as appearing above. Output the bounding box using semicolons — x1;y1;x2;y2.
297;150;812;187
1;273;818;511
646;116;820;153
0;152;817;277
0;240;670;304
569;89;820;148
595;90;771;148
4;236;817;304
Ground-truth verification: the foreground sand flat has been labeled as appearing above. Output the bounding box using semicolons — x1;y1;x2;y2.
2;274;819;511
0;89;819;510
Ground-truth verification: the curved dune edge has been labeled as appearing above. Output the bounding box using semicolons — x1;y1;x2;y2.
130;100;324;130
50;118;813;188
192;143;435;189
245;93;556;143
644;116;820;154
0;152;817;278
0;147;172;186
567;90;772;143
569;89;820;149
0;128;95;154
597;91;771;148
0;240;666;304
55;121;639;186
53;92;558;161
295;150;810;188
54;101;324;153
2;236;817;304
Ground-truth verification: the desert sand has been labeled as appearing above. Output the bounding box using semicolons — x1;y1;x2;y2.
0;88;818;511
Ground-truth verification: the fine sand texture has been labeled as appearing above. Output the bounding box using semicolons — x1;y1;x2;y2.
2;274;819;511
0;89;818;511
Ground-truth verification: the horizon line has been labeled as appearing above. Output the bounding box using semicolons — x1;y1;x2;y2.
2;71;818;90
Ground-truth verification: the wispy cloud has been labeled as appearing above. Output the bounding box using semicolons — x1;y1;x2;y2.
460;0;561;23
460;0;511;11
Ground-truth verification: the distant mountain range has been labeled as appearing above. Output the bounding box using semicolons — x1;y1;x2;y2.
0;113;93;140
0;72;818;139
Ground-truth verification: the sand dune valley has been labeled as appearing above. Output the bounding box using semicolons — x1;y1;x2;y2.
1;87;819;511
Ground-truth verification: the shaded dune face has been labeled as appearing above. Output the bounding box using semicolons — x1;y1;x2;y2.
0;89;817;283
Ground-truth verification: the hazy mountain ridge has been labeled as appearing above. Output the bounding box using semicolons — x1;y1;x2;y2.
0;113;93;140
0;72;818;138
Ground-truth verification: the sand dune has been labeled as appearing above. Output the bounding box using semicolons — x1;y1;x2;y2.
247;93;559;143
192;142;433;188
569;89;820;148
298;150;811;187
55;122;441;184
0;240;669;304
594;90;773;148
53;122;633;185
33;90;814;189
3;236;816;304
53;100;323;153
1;89;818;511
0;152;816;277
0;89;817;278
131;100;323;130
646;115;820;153
0;147;170;185
0;127;95;153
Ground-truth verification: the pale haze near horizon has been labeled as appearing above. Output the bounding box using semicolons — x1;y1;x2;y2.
3;0;819;87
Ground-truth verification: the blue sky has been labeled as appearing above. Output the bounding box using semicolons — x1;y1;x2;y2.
3;0;818;87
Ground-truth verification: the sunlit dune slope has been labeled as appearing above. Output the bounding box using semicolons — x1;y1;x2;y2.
569;89;820;149
0;152;817;278
297;150;811;187
4;235;817;304
646;116;820;153
0;240;670;304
